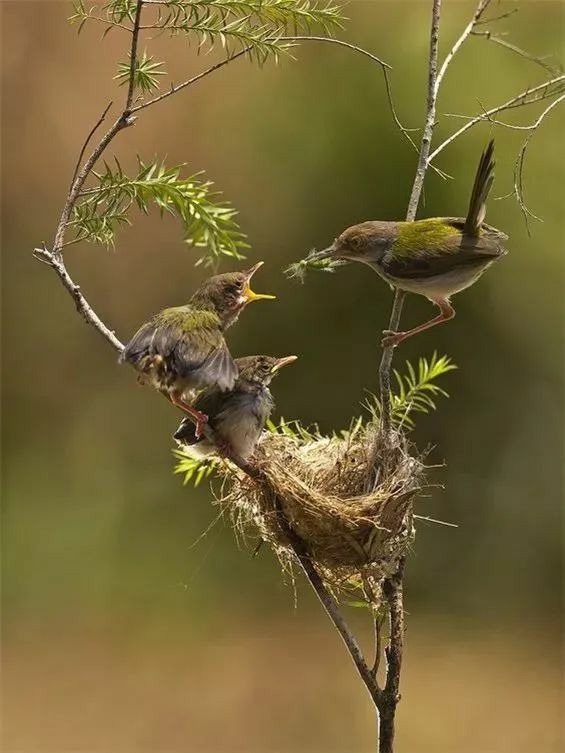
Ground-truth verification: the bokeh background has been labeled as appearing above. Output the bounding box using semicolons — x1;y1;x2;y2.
2;2;564;751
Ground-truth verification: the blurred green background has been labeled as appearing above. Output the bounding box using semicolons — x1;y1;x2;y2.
2;2;563;751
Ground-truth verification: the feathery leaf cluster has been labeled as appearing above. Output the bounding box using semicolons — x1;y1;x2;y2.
115;50;166;92
173;449;219;486
284;248;347;282
69;158;247;263
70;0;344;66
366;352;457;429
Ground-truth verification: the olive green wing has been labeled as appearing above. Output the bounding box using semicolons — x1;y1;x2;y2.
384;219;507;280
125;306;237;391
120;320;159;367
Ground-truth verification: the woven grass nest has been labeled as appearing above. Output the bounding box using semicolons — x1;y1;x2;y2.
218;421;424;590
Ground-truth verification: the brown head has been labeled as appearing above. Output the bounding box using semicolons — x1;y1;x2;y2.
316;221;396;264
190;262;275;329
235;354;298;386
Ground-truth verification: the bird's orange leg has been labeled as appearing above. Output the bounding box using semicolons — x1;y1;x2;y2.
382;299;455;348
170;392;209;439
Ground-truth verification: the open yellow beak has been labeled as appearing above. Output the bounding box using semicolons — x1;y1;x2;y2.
272;355;298;372
242;261;276;303
243;286;276;302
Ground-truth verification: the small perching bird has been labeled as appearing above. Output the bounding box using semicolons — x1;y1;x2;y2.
312;140;508;347
120;263;275;438
174;354;297;459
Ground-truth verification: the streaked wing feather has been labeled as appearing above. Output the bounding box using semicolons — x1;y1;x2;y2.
176;341;237;391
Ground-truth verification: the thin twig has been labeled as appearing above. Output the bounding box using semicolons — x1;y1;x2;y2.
51;115;134;258
434;0;491;96
372;611;385;677
280;36;391;69
50;2;146;257
132;36;391;114
429;75;565;162
69;101;113;186
470;30;561;76
475;7;518;25
513;93;565;230
131;48;250;112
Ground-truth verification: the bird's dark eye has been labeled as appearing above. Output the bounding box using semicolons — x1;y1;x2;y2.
226;282;241;295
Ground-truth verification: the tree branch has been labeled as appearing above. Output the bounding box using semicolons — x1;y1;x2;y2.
470;29;561;76
429;75;565;163
125;0;144;112
33;245;125;352
434;0;491;95
378;0;442;444
378;558;406;753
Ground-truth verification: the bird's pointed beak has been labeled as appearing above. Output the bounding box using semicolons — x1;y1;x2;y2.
311;245;336;260
272;355;298;372
242;261;276;302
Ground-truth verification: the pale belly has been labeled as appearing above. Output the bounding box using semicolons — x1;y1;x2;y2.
380;261;495;301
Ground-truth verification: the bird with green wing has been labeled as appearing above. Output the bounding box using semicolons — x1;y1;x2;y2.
120;262;275;438
174;354;297;459
311;140;508;347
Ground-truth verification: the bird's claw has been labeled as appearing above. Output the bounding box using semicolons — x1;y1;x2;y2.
381;330;405;348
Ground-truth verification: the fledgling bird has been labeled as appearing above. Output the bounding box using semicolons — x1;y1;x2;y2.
120;263;275;438
174;354;298;459
313;140;508;347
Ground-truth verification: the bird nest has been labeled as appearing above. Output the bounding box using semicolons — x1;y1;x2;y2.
217;422;424;591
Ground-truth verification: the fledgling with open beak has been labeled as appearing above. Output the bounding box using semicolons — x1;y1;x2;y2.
311;140;508;347
120;263;275;437
174;354;298;459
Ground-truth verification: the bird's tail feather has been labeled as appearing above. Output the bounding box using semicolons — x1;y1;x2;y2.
465;139;495;236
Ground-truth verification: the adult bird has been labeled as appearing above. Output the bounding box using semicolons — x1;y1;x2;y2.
120;263;275;437
174;354;297;459
313;140;508;347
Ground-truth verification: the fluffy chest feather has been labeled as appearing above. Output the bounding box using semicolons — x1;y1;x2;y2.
213;386;274;458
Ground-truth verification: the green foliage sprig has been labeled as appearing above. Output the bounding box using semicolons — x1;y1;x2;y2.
284;249;347;282
70;0;344;66
173;449;219;486
366;352;457;429
69;158;247;263
115;50;166;92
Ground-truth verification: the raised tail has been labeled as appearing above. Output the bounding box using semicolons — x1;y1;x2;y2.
465;139;495;236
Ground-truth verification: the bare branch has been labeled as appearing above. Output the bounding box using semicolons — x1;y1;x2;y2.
378;0;442;444
33;245;124;352
471;30;561;76
130;48;250;113
274;508;382;705
51;114;135;258
70;101;113;186
131;35;391;114
429;75;565;162
378;559;406;753
280;35;391;69
434;0;491;96
475;7;518;25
